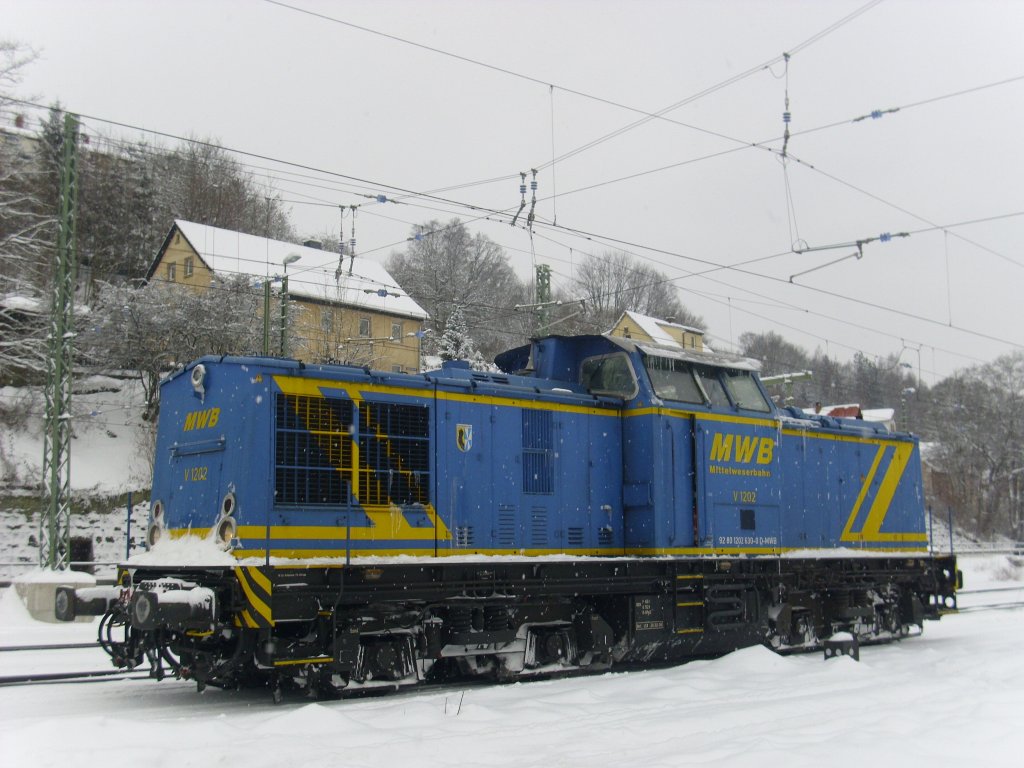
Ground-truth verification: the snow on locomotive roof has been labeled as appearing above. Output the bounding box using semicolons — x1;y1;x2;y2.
173;219;428;320
632;342;762;372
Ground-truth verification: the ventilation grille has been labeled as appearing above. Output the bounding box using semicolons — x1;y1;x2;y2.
471;373;510;385
497;505;517;547
530;507;548;546
567;527;584;547
522;410;554;494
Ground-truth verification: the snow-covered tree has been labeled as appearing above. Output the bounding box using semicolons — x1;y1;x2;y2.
387;219;528;360
930;351;1024;539
0;42;52;385
567;250;704;334
438;304;475;362
84;276;265;418
158;138;293;244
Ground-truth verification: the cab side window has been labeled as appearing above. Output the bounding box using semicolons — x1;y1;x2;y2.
581;353;638;398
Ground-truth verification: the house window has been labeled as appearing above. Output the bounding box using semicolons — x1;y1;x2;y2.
321;308;333;333
358;317;371;337
184;256;194;278
391;322;402;342
392;365;403;373
166;262;177;282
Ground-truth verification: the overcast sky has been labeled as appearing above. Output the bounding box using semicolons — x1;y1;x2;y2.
5;0;1023;382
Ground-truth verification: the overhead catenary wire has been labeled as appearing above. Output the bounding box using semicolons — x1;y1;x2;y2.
241;186;1012;375
521;213;1024;352
262;0;885;179
5;98;520;225
16;64;1023;278
526;229;1000;371
6;95;1015;370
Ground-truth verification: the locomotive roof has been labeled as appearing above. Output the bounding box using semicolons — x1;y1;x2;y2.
494;334;762;380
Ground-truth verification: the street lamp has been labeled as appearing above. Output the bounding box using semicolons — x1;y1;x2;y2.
280;253;301;356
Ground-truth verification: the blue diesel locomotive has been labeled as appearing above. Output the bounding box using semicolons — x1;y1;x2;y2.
57;333;958;695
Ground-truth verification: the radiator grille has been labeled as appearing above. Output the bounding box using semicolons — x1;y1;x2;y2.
275;395;430;508
358;402;431;506
275;394;353;505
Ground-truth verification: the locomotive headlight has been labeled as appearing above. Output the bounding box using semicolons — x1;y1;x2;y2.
151;499;164;524
214;491;238;549
190;363;207;398
215;515;237;549
146;521;163;548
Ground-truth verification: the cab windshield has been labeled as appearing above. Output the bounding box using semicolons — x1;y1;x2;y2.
643;355;771;413
644;355;704;403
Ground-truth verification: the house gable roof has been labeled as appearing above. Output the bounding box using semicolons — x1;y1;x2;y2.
609;309;704;349
147;220;428;320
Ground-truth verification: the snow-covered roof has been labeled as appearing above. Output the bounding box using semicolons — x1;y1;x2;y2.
166;220;427;321
862;407;895;423
612;310;704;349
635;343;761;371
802;404;895;424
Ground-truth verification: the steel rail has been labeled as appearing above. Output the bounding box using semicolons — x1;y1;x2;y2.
0;669;150;686
0;642;101;653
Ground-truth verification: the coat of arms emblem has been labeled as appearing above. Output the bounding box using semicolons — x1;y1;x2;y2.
456;423;473;452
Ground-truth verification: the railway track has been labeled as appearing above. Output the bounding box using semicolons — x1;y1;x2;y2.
0;669;151;686
0;641;100;652
0;639;148;687
954;585;1024;613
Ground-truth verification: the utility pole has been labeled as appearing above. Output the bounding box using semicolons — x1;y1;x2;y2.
280;253;301;356
262;280;271;355
279;274;289;356
40;113;79;570
535;264;551;335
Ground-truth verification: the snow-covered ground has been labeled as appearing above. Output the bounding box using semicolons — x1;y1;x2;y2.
0;555;1020;768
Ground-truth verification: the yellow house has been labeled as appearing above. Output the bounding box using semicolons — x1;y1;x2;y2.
606;310;705;351
146;220;428;372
